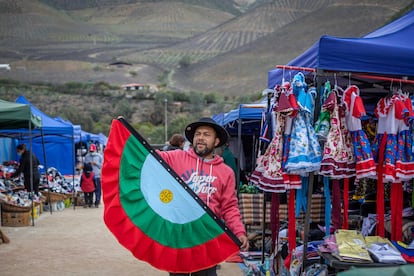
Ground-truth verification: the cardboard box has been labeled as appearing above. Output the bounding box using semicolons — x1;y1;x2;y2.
1;210;31;227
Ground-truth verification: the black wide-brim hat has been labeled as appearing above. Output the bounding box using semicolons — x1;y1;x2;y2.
185;117;229;148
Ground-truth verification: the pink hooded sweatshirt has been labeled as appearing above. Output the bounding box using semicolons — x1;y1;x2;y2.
158;148;246;238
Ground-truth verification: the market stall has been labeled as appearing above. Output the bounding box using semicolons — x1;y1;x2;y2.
249;9;414;275
0;99;42;226
213;102;267;192
15;96;76;176
267;9;414;90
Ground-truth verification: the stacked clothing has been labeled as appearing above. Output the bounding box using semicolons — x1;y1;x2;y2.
391;240;414;263
334;230;372;263
319;230;408;265
365;236;406;264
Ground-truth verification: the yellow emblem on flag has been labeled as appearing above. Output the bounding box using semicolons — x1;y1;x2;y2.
160;189;173;203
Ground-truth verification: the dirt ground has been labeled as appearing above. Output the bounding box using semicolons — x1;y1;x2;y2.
0;204;244;276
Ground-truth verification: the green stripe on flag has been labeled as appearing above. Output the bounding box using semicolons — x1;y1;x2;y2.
119;136;225;248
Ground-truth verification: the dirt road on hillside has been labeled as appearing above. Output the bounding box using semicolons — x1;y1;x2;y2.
0;205;243;276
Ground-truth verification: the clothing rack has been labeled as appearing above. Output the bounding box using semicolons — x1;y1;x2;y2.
275;65;316;72
276;65;414;84
352;73;414;84
273;65;317;273
271;65;413;273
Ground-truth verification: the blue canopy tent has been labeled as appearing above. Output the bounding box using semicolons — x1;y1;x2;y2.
0;99;42;163
55;117;107;146
266;9;414;267
213;103;266;136
15;96;75;176
267;9;414;92
0;99;42;170
55;117;107;173
74;128;107;170
213;103;269;193
97;133;108;146
77;130;107;146
0;99;42;224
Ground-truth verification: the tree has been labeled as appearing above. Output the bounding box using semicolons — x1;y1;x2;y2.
115;98;133;119
189;92;204;115
179;55;191;68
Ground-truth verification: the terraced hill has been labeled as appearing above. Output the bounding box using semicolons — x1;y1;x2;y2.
172;0;414;95
124;1;327;66
0;0;413;96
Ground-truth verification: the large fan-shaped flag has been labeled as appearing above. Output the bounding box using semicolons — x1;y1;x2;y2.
102;117;241;273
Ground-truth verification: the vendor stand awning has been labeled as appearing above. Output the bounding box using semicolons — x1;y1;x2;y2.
0;99;41;129
267;9;414;90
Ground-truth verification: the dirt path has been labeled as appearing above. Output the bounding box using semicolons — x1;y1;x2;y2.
0;205;244;276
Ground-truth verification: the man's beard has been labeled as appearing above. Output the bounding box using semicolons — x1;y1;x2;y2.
194;144;214;158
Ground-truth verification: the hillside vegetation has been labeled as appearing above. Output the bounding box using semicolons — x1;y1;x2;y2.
0;79;261;143
0;0;413;140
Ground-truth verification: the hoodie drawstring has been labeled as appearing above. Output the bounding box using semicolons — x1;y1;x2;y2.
207;163;213;206
195;157;213;207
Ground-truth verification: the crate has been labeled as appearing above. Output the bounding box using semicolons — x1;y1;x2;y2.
1;202;31;213
1;210;31;227
74;194;85;206
43;200;65;212
43;192;67;203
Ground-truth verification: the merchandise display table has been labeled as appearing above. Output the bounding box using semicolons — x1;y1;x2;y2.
318;251;403;273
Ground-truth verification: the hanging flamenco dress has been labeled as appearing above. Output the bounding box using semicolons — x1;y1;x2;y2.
391;92;414;241
395;92;414;181
371;94;409;238
319;88;355;230
250;84;301;193
284;76;322;176
319;89;355;178
283;73;322;219
281;92;301;190
371;94;409;183
343;85;376;179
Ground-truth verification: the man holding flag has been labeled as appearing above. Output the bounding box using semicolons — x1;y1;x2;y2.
102;117;248;275
158;117;249;275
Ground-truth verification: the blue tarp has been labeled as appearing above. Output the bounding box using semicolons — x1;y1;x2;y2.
268;9;414;88
78;131;107;145
0;138;17;163
15;96;75;175
55;117;107;146
212;103;266;136
16;96;73;136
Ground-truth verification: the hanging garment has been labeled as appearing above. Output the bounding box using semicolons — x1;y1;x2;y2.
372;94;409;182
395;92;414;181
319;89;355;178
343;85;376;179
371;93;411;238
315;81;332;141
250;83;301;193
284;75;322;175
259;90;275;144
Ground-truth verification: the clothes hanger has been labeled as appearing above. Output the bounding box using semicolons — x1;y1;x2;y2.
388;79;394;97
